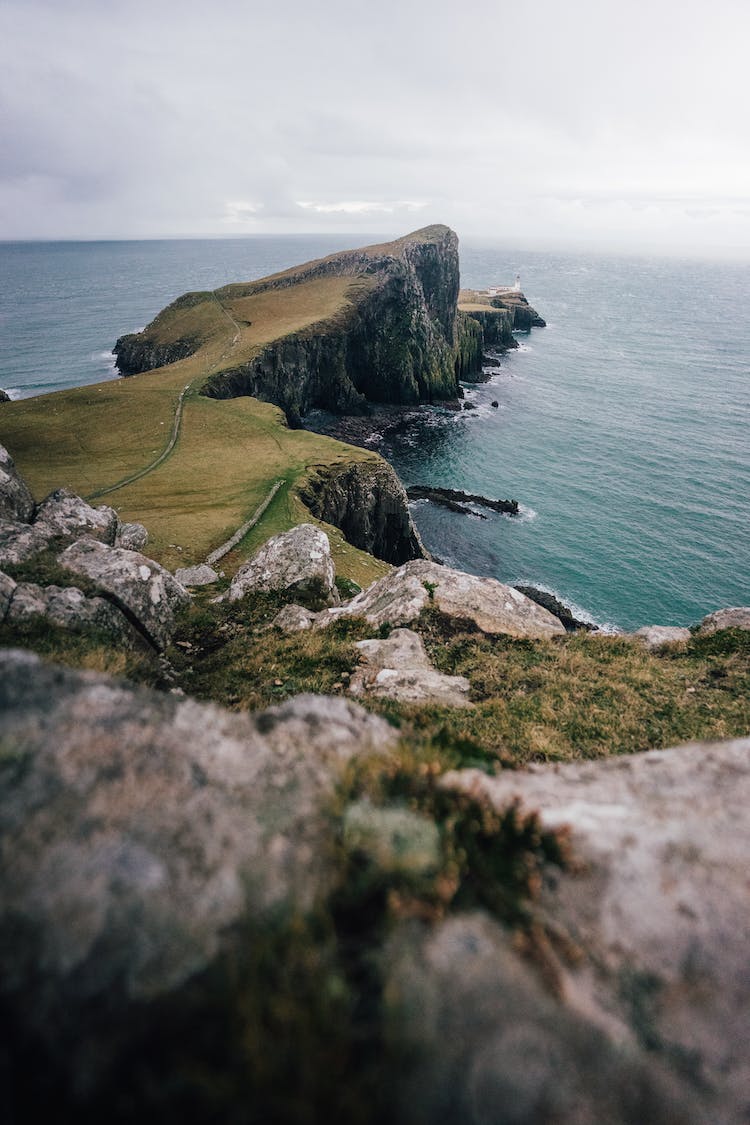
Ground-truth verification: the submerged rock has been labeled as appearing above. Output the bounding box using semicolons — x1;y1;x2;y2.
349;627;472;707
59;538;191;649
0;443;35;523
441;735;750;1122
227;524;339;606
697;606;750;633
318;559;565;639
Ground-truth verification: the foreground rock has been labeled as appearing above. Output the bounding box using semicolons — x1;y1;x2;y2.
441;736;750;1123
59;538;191;648
697;606;750;633
0;443;35;522
318;559;565;639
0;650;396;1117
33;487;118;544
634;624;691;649
175;563;219;587
349;627;472;706
227;523;339;605
114;520;149;550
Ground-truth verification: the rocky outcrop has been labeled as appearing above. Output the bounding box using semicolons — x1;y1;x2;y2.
0;443;34;522
33;486;118;544
59;538;191;649
490;291;547;329
226;523;338;605
697;606;750;633
408;485;518;516
299;460;426;565
441;735;750;1123
634;624;692;648
120;227;463;418
0;649;395;1118
454;311;485;379
175;563;219;587
115;520;149;550
515;585;596;632
6;581;133;639
317;559;565;639
349;627;472;706
0;388;10;403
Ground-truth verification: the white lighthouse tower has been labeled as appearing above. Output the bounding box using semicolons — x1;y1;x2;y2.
514;273;521;292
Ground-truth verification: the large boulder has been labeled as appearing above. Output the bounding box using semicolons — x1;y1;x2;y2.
33;487;118;545
349;627;472;706
318;559;564;638
59;538;191;649
633;625;691;649
7;581;133;640
0;444;34;522
115;520;149;551
0;519;52;566
0;649;396;1115
227;523;339;606
175;563;219;587
697;606;750;634
441;736;750;1122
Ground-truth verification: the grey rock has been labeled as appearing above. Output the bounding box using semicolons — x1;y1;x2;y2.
272;602;316;632
441;736;750;1122
0;569;17;622
342;801;441;876
34;487;118;545
384;913;691;1125
0;650;395;1105
59;538;191;649
0;388;10;403
174;563;219;587
0;444;34;523
0;519;51;565
319;559;565;639
115;520;149;551
697;606;750;634
227;523;339;606
349;627;472;706
7;581;133;640
633;625;691;649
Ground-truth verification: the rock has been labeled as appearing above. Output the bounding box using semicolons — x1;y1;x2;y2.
441;735;750;1122
349;628;472;707
0;443;35;522
0;650;395;1112
227;524;339;606
491;400;499;408
299;460;426;565
318;560;565;639
174;563;219;587
34;487;118;545
0;569;17;622
115;520;149;551
59;538;191;649
0;388;10;403
342;801;441;876
272;602;316;632
697;606;750;634
384;913;690;1125
462;400;476;410
0;519;52;566
634;625;691;649
7;581;133;640
407;485;518;516
515;585;595;632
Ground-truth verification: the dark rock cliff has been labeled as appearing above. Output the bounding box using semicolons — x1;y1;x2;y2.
115;227;463;418
299;460;427;565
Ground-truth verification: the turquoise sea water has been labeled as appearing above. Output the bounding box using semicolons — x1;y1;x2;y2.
1;237;748;629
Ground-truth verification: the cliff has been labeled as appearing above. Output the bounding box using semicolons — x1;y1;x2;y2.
115;226;463;421
299;459;426;565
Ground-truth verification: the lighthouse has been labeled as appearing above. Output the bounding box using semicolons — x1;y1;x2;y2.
514;273;521;291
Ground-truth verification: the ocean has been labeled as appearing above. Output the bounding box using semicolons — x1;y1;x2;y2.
1;236;748;630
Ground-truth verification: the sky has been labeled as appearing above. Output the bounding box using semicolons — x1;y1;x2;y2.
1;0;749;256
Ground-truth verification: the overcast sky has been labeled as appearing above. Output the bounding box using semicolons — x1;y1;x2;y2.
1;0;749;255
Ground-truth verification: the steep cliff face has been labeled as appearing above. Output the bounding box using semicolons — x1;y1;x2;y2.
299;460;426;565
114;226;462;418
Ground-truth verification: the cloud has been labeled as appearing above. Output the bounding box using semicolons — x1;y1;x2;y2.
295;200;429;215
